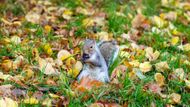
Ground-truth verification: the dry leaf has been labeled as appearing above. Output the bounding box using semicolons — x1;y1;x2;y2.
169;93;181;104
148;83;162;94
184;79;190;89
171;37;179;45
57;50;71;61
183;43;190;51
76;76;103;92
139;62;152;73
0;97;18;107
152;16;166;28
24;97;39;104
43;43;53;56
155;61;170;72
132;13;146;28
154;73;165;86
129;60;140;67
10;36;21;45
173;68;184;80
38;57;59;75
82;18;94;27
25;12;40;24
68;61;83;78
96;31;109;41
65;57;76;68
89;102;121;107
1;60;14;72
145;47;160;61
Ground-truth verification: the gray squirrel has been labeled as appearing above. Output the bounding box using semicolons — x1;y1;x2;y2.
77;39;119;83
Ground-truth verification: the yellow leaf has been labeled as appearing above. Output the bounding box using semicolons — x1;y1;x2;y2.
154;73;165;86
44;25;52;33
82;18;94;27
24;97;39;104
24;68;34;80
171;37;179;45
65;57;76;68
96;31;109;41
49;93;59;98
43;43;53;56
129;60;140;67
74;61;83;71
57;50;71;61
139;62;152;73
1;60;13;72
62;9;73;20
172;29;181;35
152;16;166;28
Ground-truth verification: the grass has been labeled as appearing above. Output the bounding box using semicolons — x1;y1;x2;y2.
0;0;190;106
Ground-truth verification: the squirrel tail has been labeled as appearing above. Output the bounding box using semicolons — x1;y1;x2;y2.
98;40;120;68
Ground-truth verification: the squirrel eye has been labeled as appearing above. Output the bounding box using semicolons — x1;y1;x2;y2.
90;46;93;48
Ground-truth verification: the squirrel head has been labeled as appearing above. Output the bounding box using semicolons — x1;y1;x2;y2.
82;39;97;63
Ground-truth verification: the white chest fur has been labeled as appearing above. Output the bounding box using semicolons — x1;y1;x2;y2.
77;64;109;82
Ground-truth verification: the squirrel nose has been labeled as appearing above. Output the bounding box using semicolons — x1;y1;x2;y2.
82;53;90;61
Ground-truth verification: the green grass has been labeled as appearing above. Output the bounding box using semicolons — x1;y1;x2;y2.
0;0;190;106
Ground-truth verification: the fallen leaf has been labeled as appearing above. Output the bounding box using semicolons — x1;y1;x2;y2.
183;43;190;51
38;57;59;75
155;61;170;72
24;97;39;104
62;9;73;20
173;68;184;80
10;36;21;45
154;73;165;86
111;65;127;83
152;16;166;28
169;93;181;104
82;18;94;27
25;12;40;24
65;57;76;68
76;76;103;92
44;25;52;33
89;102;121;107
184;79;190;89
1;59;14;72
139;62;152;73
43;43;53;56
132;13;146;29
128;60;140;67
0;97;18;107
57;50;71;61
148;83;161;94
96;31;109;41
171;37;179;45
68;61;83;78
145;47;160;61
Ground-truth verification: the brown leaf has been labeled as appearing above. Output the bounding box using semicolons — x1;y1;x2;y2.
76;76;103;92
89;102;121;107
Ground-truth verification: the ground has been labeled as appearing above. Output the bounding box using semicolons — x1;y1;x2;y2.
0;0;190;106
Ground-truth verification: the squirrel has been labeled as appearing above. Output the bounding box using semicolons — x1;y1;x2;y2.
77;39;119;83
